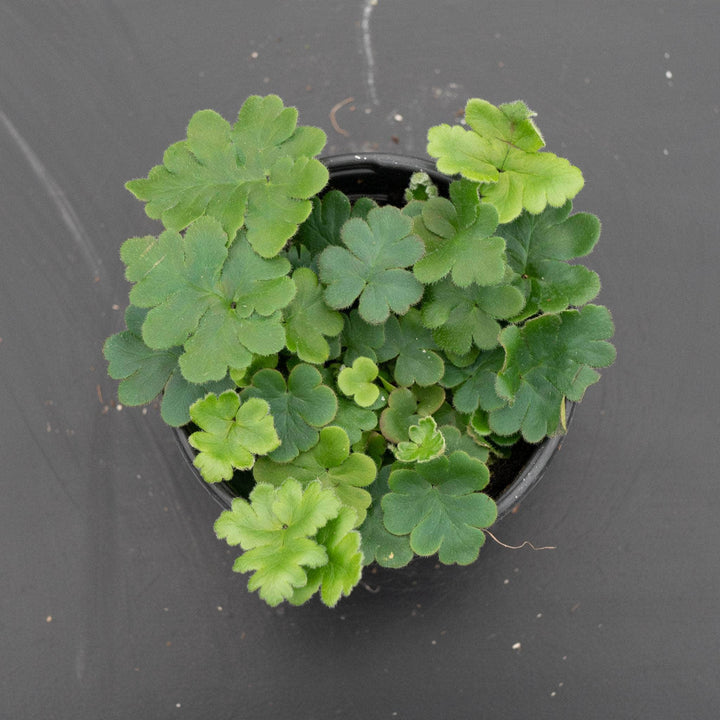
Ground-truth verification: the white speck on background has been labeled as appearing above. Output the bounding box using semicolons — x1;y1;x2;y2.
512;642;521;651
665;70;673;79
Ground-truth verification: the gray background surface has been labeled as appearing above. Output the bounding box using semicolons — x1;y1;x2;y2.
1;1;718;717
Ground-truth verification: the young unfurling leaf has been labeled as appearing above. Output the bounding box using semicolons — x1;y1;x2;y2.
126;95;328;256
214;479;341;606
394;416;446;463
318;205;425;324
427;99;584;223
382;452;497;565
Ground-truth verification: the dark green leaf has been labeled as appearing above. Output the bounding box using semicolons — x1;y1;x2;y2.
318;205;425;324
241;363;337;462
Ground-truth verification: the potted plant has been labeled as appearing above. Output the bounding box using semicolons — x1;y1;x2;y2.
104;94;615;608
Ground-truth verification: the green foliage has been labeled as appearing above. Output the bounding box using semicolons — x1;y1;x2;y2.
103;305;234;426
214;479;343;606
337;357;381;408
359;466;413;568
412;181;507;287
394;416;446;463
241;364;337;462
382;452;497;565
188;391;280;483
106;94;615;608
121;217;288;383
376;310;445;387
421;278;526;354
126;94;328;256
501;200;601;318
283;267;344;364
253;425;376;525
427;98;584;223
490;304;616;442
319;205;425;324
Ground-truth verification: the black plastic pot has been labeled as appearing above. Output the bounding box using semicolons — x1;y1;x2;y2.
174;153;574;520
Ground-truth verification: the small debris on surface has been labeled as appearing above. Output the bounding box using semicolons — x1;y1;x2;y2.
512;642;521;651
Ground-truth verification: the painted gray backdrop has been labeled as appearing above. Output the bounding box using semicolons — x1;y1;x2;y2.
1;1;718;718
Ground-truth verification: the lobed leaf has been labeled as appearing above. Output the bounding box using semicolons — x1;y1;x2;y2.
376;310;445;387
427;98;584;223
289;507;364;607
359;466;414;568
412;182;507;287
241;363;337;462
318;205;425;324
501;200;601;318
337;357;381;408
254;426;377;526
283;267;344;364
188;391;280;483
126;95;328;256
214;479;341;606
491;304;616;441
102;305;233;426
382;452;496;565
394;416;446;463
122;217;288;383
421;277;526;355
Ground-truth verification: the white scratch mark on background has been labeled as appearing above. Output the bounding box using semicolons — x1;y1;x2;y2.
0;109;103;278
361;0;380;106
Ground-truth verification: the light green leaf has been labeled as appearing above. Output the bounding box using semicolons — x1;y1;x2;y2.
254;425;377;525
289;507;364;607
394;416;446;463
284;267;344;364
427;98;584;223
337;357;381;408
318;205;425;324
382;452;496;565
188;391;280;483
126;95;329;256
241;364;337;462
214;479;341;606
